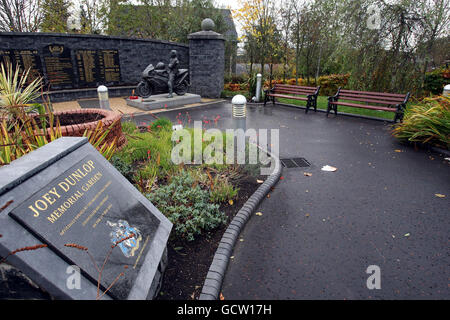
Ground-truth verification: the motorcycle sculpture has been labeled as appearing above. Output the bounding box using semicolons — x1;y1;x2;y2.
136;62;189;98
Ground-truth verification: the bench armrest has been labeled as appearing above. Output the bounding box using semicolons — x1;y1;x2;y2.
314;85;321;96
328;87;341;101
403;92;410;104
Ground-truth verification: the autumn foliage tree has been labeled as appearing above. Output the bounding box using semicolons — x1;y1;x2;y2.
41;0;71;33
233;0;280;79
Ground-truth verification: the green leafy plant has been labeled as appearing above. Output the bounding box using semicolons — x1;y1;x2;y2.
0;62;43;120
209;176;239;204
424;67;450;95
149;117;172;132
110;155;134;182
0;61;117;165
82;120;118;161
146;170;226;241
392;96;450;150
0;100;62;165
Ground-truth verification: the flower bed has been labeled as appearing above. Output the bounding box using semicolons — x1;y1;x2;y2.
110;118;267;299
44;109;125;148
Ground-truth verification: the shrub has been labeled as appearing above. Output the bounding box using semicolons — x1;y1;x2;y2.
110;155;134;182
115;126;174;178
0;62;116;164
149;117;172;132
424;67;450;95
210;177;239;203
146;171;226;241
317;73;350;96
392;95;450;150
121;121;138;134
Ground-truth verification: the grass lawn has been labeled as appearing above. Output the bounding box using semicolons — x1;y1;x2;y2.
276;95;397;121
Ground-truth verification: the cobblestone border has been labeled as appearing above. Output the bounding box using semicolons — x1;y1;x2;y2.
199;149;282;300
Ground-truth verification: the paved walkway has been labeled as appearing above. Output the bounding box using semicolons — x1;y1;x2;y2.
134;102;450;300
51;96;222;116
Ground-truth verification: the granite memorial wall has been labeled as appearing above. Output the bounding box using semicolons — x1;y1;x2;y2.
0;33;190;101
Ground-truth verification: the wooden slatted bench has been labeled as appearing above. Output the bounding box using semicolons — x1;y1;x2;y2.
264;84;321;113
327;88;410;122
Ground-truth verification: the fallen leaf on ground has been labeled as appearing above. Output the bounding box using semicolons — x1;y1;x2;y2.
321;165;337;172
220;293;225;300
230;256;234;259
435;193;446;198
256;179;264;184
190;292;195;299
305;213;310;217
255;212;263;216
404;233;410;237
394;149;402;153
239;238;244;242
304;172;312;177
228;199;234;205
267;194;270;198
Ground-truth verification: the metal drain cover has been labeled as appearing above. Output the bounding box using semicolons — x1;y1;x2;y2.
280;158;310;168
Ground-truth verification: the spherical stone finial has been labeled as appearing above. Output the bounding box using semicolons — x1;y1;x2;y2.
201;18;215;31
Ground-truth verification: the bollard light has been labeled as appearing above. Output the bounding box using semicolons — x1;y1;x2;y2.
444;84;450;97
255;73;262;102
231;94;247;131
97;85;111;110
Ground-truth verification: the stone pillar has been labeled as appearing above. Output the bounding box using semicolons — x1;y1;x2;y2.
188;18;225;98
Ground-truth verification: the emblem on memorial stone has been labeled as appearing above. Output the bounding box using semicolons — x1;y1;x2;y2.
106;219;142;258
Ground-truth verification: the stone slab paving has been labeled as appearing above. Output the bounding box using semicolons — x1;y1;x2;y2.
51;97;223;116
132;102;450;300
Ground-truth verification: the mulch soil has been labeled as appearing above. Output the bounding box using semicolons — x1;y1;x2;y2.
32;113;104;128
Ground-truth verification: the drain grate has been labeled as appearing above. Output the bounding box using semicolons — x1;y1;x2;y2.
280;157;311;168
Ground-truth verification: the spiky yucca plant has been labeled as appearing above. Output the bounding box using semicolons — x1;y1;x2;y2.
83;120;118;161
0;101;62;165
0;62;118;165
0;62;43;120
392;96;450;150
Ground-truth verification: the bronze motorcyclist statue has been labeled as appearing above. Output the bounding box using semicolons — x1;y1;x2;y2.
135;50;189;99
167;50;179;98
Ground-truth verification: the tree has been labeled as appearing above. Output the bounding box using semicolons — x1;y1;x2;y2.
279;0;294;81
80;0;103;34
0;0;43;32
41;0;71;33
233;0;279;78
102;0;228;43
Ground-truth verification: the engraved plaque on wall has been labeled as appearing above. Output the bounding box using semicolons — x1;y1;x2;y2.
14;49;43;84
76;49;121;87
0;49;43;85
75;49;98;86
43;45;75;89
0;50;13;68
99;50;121;84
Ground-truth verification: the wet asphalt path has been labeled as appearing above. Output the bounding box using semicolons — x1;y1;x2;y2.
132;102;450;299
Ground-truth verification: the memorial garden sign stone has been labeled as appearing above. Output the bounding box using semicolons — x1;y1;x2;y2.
0;137;172;300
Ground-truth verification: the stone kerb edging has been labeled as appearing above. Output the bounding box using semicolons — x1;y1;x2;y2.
199;147;283;300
